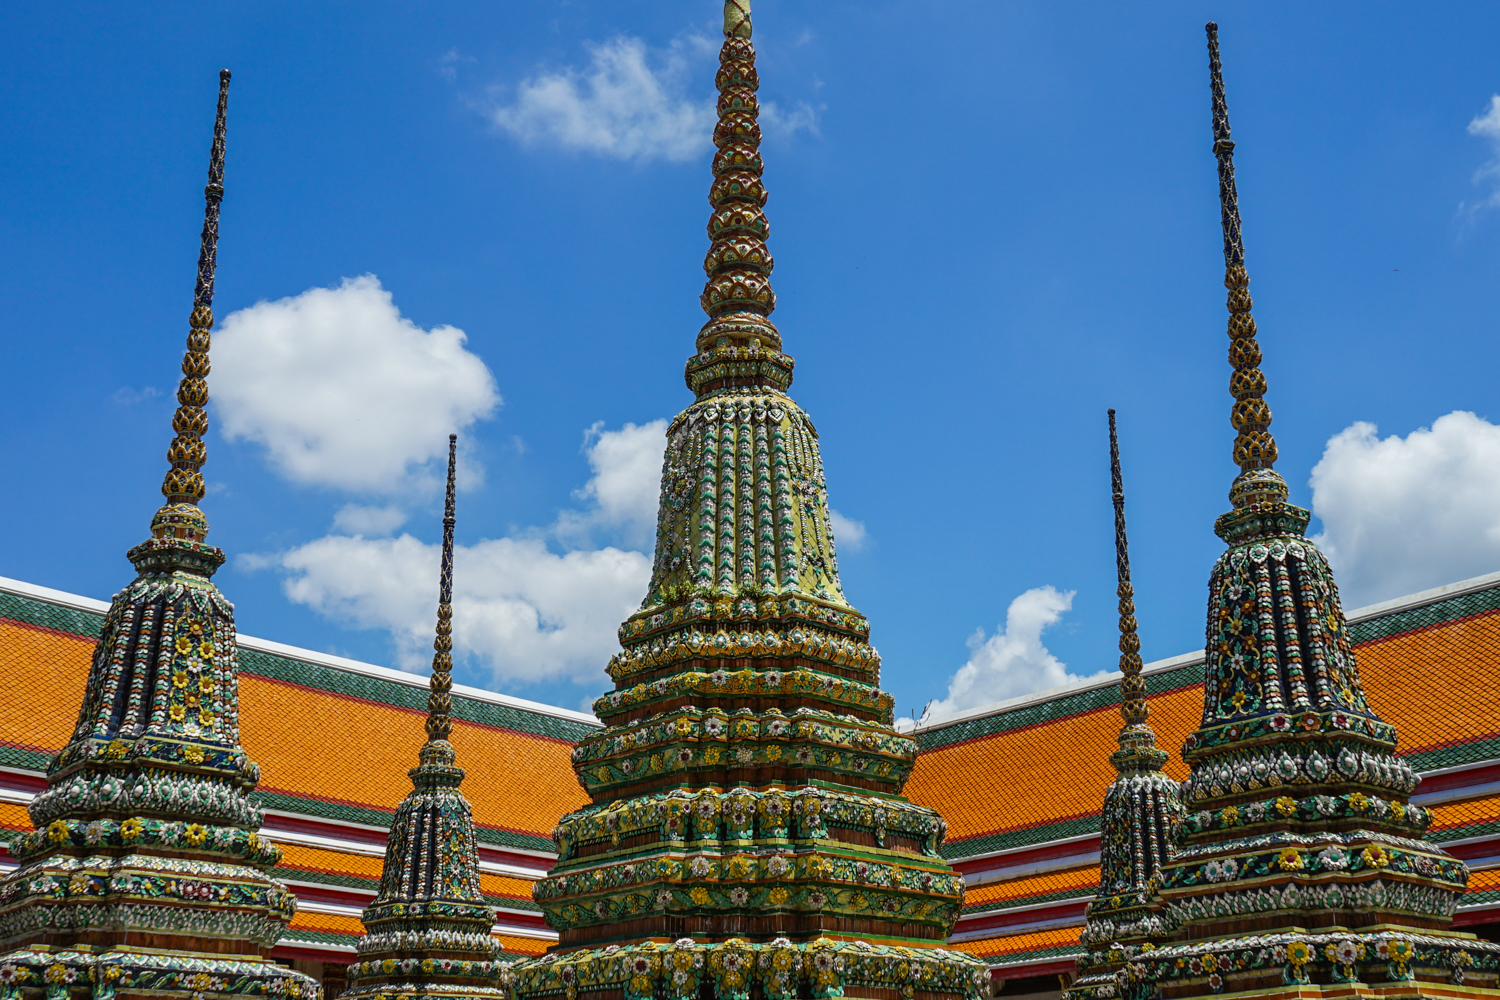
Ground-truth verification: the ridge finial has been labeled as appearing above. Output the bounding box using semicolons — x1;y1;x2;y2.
1206;23;1284;510
160;69;230;512
724;0;751;38
425;433;458;746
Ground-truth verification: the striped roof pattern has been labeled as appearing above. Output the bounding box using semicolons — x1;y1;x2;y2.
0;578;598;960
908;573;1500;969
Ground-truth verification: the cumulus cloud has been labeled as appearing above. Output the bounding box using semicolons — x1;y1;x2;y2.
1310;411;1500;607
333;504;409;536
925;586;1110;721
253;419;667;692
486;35;817;163
1464;95;1500;213
828;510;867;553
489;36;716;162
212;275;500;494
555;421;667;549
276;534;648;687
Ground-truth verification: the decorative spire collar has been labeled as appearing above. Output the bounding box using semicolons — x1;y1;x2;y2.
1206;24;1304;541
686;0;796;398
1106;410;1166;773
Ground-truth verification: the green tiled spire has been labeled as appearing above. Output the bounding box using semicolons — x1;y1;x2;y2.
509;5;987;1000
1066;412;1183;1000
1123;26;1500;999
0;70;318;1000
344;436;508;1000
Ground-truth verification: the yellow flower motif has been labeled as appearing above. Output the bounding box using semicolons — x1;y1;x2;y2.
381;960;395;974
246;832;260;851
704;748;723;765
674;718;692;735
192;973;212;991
120;818;143;841
1230;691;1246;709
1390;801;1406;821
45;965;67;983
184;745;205;765
184;824;208;846
47;820;69;843
173;671;189;689
103;968;121;982
200;641;215;659
765;745;782;761
1349;791;1369;812
1220;806;1239;826
594;767;609;782
1275;796;1297;817
175;636;193;655
1277;848;1303;871
689;887;710;905
169;705;186;722
188;620;204;635
767;887;789;905
1201;954;1218;973
1286;940;1312;967
105;739;128;760
186;695;199;709
199;676;214;695
804;856;825;876
1362;845;1391;868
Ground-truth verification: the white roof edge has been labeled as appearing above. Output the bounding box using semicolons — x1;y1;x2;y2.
0;574;600;728
913;569;1500;737
1342;569;1500;624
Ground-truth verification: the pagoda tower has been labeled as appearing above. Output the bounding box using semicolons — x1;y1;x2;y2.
1065;412;1183;1000
342;436;508;1000
510;4;987;999
0;72;318;1000
1123;25;1500;999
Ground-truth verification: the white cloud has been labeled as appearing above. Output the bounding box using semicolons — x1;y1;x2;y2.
333;504;409;536
486;35;816;163
1310;411;1500;607
111;386;159;405
925;586;1110;721
555;420;667;550
1465;94;1500;213
489;36;716;163
252;420;666;692
275;534;647;688
828;509;866;553
212;275;500;494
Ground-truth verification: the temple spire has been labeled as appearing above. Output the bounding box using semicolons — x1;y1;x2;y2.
1108;409;1147;734
427;433;457;744
345;433;505;999
1207;23;1283;517
686;0;796;398
1064;412;1181;999
162;68;229;508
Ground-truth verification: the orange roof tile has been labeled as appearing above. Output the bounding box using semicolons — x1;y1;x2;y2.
948;926;1082;961
964;866;1100;912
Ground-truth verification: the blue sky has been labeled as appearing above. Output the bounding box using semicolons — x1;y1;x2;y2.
4;2;1500;718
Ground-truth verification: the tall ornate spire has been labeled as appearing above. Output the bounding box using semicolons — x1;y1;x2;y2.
1207;22;1284;522
510;6;986;1000
428;434;458;743
346;435;509;1000
162;68;229;508
1066;412;1181;1000
0;70;318;1000
684;0;794;399
1122;27;1500;998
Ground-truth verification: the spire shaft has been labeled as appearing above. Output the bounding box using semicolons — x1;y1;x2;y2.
686;0;797;398
161;69;230;507
1108;410;1148;730
1206;24;1279;484
426;434;457;743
